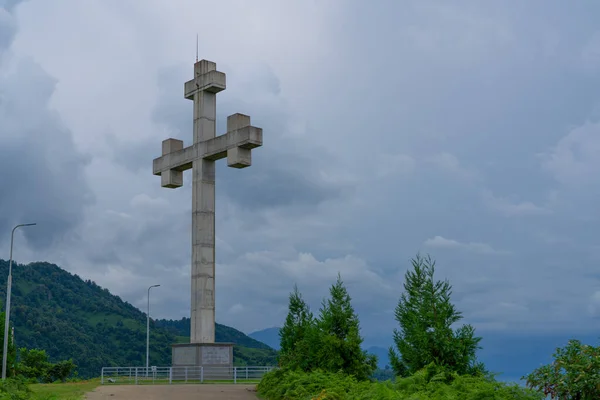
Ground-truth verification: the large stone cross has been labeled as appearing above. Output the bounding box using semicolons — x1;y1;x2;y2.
153;60;262;350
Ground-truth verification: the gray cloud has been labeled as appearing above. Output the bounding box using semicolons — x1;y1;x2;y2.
0;1;93;248
0;7;16;51
424;235;510;255
0;0;22;11
481;190;552;217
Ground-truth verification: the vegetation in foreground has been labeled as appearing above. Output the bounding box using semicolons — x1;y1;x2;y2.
523;338;600;399
257;254;556;399
278;274;376;380
0;311;77;385
258;368;543;400
389;255;486;378
0;378;31;400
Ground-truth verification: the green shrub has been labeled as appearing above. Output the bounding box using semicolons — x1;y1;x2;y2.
257;368;545;400
0;377;32;400
278;276;376;380
523;339;600;399
16;348;76;383
258;369;360;400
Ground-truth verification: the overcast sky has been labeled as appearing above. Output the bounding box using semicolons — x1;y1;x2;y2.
2;0;600;365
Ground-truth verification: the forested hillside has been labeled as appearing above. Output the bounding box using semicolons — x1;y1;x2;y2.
0;260;277;378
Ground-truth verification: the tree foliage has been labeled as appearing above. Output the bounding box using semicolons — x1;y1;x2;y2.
16;348;76;383
316;274;377;380
523;339;600;399
257;367;543;400
0;377;31;400
389;254;485;377
278;275;376;380
278;285;316;372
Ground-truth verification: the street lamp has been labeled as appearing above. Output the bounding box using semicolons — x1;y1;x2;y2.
2;223;36;380
146;284;160;373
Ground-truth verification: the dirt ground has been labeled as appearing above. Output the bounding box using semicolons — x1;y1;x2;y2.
85;384;259;400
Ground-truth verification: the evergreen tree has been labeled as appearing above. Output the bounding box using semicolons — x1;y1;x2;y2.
317;274;377;380
389;254;485;377
278;284;316;371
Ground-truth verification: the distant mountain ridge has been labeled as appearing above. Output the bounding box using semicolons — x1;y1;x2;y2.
249;327;281;350
0;259;277;378
366;346;390;369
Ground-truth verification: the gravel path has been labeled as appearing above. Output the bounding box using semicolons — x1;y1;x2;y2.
85;384;259;400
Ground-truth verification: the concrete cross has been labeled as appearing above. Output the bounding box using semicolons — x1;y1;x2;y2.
153;60;262;346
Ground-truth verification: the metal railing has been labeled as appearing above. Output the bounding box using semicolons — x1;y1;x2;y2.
101;366;275;385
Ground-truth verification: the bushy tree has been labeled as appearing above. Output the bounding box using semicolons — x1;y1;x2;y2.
48;359;77;383
17;348;76;383
523;339;600;399
17;348;51;382
316;274;376;380
278;275;376;380
389;254;485;377
278;284;317;371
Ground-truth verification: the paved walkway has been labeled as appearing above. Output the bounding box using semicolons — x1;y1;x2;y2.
85;384;259;399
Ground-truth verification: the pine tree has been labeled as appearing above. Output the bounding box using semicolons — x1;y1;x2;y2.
317;273;377;380
389;254;485;377
278;284;316;371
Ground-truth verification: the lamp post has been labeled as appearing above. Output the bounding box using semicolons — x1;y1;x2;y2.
146;284;160;374
2;223;36;380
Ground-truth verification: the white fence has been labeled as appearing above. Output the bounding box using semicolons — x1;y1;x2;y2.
101;366;275;385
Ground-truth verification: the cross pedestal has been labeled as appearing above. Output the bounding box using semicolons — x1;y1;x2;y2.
171;343;234;376
153;59;263;369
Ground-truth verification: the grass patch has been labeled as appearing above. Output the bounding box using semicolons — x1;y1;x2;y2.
29;379;100;400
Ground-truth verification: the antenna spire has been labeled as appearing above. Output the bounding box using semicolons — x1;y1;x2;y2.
196;34;199;63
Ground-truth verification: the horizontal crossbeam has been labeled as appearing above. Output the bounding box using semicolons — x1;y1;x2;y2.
184;70;226;99
204;126;263;161
152;126;263;176
152;144;198;175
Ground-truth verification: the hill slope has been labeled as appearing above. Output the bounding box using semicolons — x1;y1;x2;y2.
0;260;277;378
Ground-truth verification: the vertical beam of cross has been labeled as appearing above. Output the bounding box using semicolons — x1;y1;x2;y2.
191;60;219;343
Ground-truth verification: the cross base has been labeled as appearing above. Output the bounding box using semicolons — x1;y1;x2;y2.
171;343;234;374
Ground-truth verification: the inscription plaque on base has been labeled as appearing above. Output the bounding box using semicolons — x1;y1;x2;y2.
201;346;230;365
172;346;197;365
171;343;234;368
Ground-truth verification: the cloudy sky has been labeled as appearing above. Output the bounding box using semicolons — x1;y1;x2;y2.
2;0;600;379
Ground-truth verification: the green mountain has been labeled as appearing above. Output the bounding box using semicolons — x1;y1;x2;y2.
0;259;277;378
